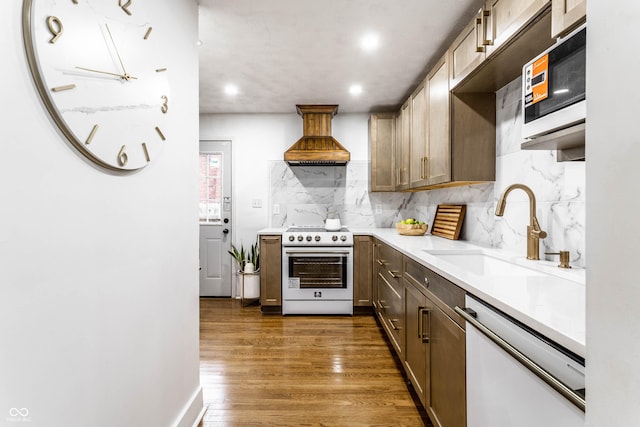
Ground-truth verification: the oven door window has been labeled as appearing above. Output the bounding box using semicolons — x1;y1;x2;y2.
288;255;347;289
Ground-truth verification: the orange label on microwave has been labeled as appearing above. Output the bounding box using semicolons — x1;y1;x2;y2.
530;54;549;105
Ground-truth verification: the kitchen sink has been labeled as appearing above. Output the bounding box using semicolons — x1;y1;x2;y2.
422;249;547;277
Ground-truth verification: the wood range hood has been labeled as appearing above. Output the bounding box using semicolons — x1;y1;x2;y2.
284;105;350;166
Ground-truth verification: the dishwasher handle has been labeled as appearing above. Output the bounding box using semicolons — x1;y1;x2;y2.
455;306;586;412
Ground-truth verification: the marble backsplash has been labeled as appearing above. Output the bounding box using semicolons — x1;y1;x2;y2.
269;78;586;267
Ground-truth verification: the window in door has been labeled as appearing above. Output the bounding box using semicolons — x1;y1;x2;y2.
199;152;223;222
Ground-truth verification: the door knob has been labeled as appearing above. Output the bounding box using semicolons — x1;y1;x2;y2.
223;229;229;234
223;218;229;223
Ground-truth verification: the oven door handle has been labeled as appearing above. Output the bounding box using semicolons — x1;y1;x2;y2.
284;250;351;256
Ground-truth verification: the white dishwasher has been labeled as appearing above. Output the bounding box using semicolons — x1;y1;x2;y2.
456;295;585;427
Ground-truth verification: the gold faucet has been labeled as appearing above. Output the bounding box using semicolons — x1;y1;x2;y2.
495;184;547;260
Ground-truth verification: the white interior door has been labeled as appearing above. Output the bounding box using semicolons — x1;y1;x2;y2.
199;140;232;296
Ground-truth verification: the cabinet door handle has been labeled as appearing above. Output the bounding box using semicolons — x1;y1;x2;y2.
388;270;401;279
475;15;485;53
378;299;388;310
417;306;426;339
420;308;431;343
423;157;428;180
376;259;387;266
480;8;492;46
389;318;400;331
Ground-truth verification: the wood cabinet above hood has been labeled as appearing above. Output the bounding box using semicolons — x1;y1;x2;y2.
284;105;350;166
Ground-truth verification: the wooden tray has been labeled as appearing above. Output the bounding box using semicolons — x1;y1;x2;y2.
396;223;428;236
431;204;466;240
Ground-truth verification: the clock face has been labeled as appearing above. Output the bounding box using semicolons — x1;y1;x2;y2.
23;0;170;171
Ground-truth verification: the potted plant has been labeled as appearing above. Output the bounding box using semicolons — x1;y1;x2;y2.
228;243;248;272
228;240;260;301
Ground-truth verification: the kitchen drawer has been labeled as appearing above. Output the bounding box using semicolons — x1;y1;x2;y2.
376;242;403;294
404;256;465;328
377;272;404;356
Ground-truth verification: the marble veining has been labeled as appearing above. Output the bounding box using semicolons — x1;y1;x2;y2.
269;78;586;267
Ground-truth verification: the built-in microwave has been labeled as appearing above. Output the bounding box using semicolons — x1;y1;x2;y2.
522;24;586;143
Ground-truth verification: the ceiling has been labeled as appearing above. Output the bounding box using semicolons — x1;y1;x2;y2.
197;0;483;114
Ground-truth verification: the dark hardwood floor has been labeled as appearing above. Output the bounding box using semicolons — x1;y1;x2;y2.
199;298;431;426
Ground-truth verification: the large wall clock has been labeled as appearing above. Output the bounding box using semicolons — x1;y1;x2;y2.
23;0;170;171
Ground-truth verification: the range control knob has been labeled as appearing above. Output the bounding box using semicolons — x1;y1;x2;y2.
332;235;338;242
340;235;347;241
297;235;303;241
288;235;295;242
306;235;312;241
315;235;321;242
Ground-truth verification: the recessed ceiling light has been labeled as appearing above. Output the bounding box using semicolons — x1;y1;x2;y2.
349;84;363;96
360;33;379;52
224;84;238;96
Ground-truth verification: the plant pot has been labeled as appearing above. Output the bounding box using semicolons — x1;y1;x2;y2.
241;271;260;300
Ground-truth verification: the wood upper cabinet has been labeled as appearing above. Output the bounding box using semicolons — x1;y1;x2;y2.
413;52;495;191
396;101;411;191
484;0;551;57
551;0;586;38
259;235;281;308
409;80;427;188
450;8;487;88
410;53;452;190
368;113;396;192
353;235;373;307
425;54;451;186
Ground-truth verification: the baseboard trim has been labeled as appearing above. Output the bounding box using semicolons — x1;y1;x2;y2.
172;386;204;427
191;405;207;427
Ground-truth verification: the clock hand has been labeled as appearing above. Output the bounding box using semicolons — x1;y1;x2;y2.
105;23;132;80
75;66;138;80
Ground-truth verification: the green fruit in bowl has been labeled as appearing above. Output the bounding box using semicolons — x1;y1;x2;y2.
399;218;426;226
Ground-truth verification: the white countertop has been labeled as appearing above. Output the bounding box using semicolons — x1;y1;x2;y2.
259;227;586;358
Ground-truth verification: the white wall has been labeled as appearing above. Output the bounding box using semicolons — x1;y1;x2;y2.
0;2;202;426
586;2;640;425
199;113;368;245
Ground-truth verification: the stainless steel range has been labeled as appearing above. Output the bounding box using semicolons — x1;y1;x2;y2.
281;226;353;315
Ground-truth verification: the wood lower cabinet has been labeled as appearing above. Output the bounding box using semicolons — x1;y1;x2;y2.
372;244;467;426
429;303;465;427
551;0;585;38
403;256;466;427
353;235;373;307
404;280;429;406
259;235;281;310
374;241;404;356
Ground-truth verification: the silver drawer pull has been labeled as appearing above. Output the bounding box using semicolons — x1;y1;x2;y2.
424;277;429;287
388;318;400;331
455;306;585;412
